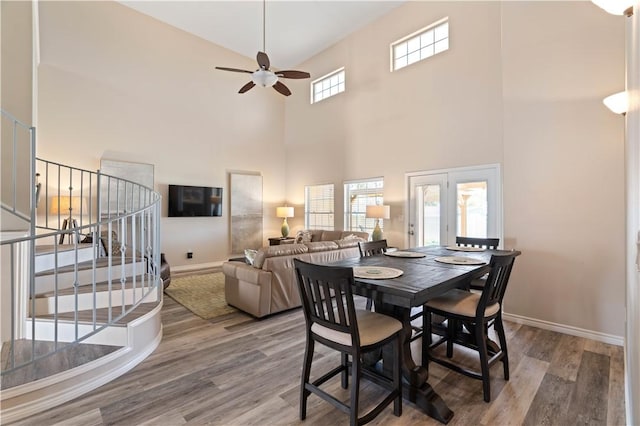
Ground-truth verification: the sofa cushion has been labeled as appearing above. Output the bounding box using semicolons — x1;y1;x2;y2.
304;241;339;252
335;236;367;249
294;230;313;244
253;244;309;269
318;230;343;241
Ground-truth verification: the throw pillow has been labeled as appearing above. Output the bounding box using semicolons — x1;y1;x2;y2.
244;249;257;266
295;230;313;244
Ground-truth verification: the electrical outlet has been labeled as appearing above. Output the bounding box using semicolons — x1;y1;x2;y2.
187;251;193;259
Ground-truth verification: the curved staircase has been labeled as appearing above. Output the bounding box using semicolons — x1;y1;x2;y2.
0;110;163;423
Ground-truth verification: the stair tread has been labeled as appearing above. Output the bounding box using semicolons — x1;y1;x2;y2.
35;255;146;276
32;301;160;324
34;274;157;298
0;339;122;390
35;243;95;255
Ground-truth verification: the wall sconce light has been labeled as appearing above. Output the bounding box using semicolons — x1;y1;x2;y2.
276;206;294;238
591;0;635;16
366;205;390;241
603;91;629;115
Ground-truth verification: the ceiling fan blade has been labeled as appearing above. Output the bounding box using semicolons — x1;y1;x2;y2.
273;81;291;96
276;70;311;79
215;66;253;74
257;51;270;70
239;81;256;94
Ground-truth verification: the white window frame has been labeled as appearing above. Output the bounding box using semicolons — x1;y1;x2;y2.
305;183;335;230
390;17;449;72
344;178;384;236
310;67;345;104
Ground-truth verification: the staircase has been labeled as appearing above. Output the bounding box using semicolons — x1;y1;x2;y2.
0;110;163;423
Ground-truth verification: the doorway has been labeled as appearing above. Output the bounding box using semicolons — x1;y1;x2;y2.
407;165;502;248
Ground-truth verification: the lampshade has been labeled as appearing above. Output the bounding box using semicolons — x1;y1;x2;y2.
366;205;390;219
50;196;84;215
276;206;294;218
252;70;278;87
603;91;628;115
591;0;635;15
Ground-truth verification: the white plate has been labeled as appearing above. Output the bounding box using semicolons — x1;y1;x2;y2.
445;246;486;252
435;256;486;265
384;251;426;258
353;266;404;279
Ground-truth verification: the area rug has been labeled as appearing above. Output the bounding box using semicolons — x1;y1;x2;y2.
164;272;237;320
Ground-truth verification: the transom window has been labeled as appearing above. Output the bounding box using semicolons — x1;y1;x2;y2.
311;68;345;104
305;183;334;230
344;178;384;236
391;18;449;72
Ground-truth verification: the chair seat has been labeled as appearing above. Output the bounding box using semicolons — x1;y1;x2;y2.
312;309;402;347
426;289;500;318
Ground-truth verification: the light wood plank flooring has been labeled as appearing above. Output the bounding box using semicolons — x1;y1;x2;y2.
11;295;625;425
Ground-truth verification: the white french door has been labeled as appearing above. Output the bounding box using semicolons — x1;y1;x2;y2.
407;165;502;248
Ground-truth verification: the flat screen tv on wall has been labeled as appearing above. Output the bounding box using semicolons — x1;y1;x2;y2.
168;185;223;217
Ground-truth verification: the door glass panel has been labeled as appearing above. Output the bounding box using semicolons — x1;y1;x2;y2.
456;181;488;238
423;184;441;245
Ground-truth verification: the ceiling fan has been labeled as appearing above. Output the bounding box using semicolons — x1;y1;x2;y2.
215;0;311;97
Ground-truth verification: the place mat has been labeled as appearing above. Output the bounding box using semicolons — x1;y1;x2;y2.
353;266;403;279
445;245;486;252
384;251;426;258
435;256;486;265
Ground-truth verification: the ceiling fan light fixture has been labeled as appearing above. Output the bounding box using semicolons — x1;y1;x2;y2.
252;69;278;87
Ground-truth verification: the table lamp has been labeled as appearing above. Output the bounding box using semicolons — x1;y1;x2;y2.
366;205;390;241
276;206;294;238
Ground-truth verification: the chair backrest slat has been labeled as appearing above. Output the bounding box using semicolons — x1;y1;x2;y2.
295;259;359;344
456;236;500;250
359;240;388;257
477;253;516;317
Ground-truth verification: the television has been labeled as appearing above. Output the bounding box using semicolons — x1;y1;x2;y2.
168;185;223;217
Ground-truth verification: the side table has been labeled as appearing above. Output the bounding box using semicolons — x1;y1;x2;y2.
268;237;295;246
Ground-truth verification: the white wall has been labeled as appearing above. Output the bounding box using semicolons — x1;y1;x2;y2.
36;1;289;267
1;1;33;231
284;1;626;337
35;1;627;338
625;1;640;422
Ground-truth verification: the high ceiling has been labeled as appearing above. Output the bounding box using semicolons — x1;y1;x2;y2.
119;1;406;69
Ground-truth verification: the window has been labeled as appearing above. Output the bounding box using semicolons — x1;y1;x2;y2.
391;18;449;71
311;68;345;104
344;178;384;236
305;184;334;230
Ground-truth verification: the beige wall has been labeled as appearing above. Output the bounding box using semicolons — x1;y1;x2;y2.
35;1;626;337
1;0;33;230
36;1;288;267
284;1;626;337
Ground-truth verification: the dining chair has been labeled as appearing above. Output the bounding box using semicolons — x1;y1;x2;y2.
294;259;403;426
422;253;517;402
358;240;388;310
455;236;500;291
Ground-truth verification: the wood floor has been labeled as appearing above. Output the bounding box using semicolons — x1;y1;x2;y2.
11;295;625;426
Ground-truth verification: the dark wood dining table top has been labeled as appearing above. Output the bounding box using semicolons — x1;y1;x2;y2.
331;245;522;308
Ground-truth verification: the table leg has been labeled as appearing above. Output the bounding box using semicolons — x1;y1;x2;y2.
377;302;454;424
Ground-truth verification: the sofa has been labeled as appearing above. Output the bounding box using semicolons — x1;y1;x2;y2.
222;230;369;318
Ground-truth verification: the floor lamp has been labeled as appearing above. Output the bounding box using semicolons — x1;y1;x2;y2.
50;195;82;244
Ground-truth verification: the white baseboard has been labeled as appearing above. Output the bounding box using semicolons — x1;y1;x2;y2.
172;261;224;273
503;311;624;346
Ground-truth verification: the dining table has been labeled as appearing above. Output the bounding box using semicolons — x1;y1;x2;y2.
329;244;522;424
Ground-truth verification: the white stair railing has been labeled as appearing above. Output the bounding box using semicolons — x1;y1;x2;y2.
0;108;162;383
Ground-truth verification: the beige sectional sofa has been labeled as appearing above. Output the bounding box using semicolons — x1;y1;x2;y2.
222;230;368;318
